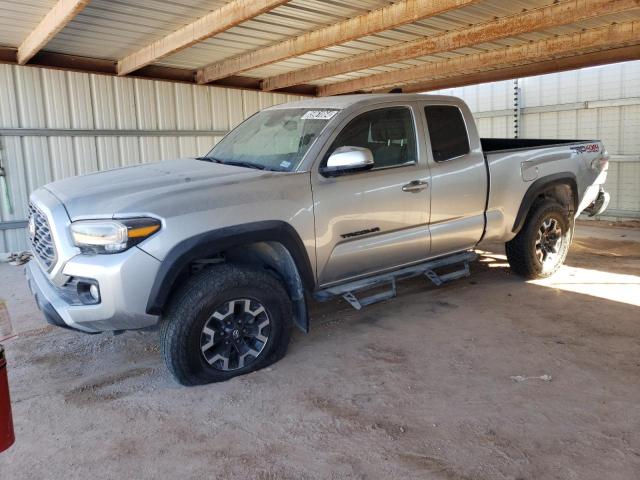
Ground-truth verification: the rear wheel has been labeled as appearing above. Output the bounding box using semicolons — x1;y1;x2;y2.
505;199;573;279
159;264;292;385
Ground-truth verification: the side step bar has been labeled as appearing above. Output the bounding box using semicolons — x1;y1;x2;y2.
314;251;477;310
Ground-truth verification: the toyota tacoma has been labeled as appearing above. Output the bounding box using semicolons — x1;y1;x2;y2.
25;94;610;385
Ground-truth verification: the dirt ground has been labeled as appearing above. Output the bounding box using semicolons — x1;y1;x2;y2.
0;221;639;479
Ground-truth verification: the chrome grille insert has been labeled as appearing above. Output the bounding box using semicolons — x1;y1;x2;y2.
28;203;57;271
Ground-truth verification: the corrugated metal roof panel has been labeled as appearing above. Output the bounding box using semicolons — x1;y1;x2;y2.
0;0;638;113
0;0;56;48
0;0;550;65
302;9;640;86
1;0;638;91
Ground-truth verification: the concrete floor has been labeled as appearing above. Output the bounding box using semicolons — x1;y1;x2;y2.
0;221;639;479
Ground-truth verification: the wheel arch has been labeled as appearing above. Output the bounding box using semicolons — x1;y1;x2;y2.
512;173;578;235
146;221;315;332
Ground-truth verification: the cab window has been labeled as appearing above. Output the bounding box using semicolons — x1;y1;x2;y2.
424;105;470;162
326;107;417;169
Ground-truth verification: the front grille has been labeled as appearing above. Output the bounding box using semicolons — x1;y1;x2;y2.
28;203;57;271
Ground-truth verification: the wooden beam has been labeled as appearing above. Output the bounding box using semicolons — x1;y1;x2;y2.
117;0;289;76
0;48;316;96
398;45;640;93
261;0;640;91
211;75;317;95
0;48;16;63
197;0;480;84
318;21;640;96
17;0;90;65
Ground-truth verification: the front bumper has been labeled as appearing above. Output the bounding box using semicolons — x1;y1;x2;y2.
26;247;161;333
26;263;81;332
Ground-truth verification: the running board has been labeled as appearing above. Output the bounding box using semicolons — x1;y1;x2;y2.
314;251;477;310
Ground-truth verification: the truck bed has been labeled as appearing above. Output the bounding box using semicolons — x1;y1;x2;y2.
481;138;595;154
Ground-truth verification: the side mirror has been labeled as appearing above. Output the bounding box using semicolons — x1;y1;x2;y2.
320;146;374;176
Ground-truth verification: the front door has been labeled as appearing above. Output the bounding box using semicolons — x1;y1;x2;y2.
311;105;431;287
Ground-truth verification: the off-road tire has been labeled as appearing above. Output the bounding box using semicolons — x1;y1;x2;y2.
159;263;292;385
505;199;573;279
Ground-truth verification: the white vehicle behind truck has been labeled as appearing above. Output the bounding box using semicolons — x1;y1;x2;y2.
26;94;609;385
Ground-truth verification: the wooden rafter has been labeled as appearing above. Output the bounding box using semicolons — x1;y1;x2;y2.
261;0;640;91
118;0;290;76
196;0;480;84
17;0;90;65
318;21;640;96
398;45;640;93
0;48;316;96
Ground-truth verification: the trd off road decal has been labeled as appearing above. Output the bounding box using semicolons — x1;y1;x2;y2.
341;227;381;239
571;144;599;154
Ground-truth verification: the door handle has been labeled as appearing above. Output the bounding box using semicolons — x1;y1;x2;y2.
402;180;429;193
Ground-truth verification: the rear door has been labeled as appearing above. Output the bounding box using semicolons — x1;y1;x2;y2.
311;104;431;287
420;102;488;256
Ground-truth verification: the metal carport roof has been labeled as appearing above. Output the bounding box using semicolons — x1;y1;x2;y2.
0;0;638;94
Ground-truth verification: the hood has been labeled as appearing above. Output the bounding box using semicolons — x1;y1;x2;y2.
45;158;272;219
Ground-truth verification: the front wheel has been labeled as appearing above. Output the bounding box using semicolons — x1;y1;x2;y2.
505;199;573;279
159;264;293;385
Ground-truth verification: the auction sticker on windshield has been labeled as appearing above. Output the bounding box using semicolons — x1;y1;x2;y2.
301;110;338;120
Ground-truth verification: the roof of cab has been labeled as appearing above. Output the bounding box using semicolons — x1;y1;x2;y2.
265;93;461;111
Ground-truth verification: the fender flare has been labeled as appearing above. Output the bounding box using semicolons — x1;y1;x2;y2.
145;220;315;316
511;172;578;234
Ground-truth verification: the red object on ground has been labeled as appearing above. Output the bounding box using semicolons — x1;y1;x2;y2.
0;344;15;453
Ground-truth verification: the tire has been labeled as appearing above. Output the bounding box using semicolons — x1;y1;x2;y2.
159;263;293;385
505;199;573;279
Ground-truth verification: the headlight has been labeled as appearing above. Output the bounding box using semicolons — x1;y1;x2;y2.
70;218;161;254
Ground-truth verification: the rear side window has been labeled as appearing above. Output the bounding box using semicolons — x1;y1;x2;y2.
424;105;470;162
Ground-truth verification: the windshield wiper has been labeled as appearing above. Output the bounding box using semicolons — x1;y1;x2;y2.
220;160;266;170
195;156;268;170
195;156;222;163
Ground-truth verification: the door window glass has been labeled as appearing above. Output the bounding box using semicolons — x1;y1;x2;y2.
424;105;470;162
326;107;417;169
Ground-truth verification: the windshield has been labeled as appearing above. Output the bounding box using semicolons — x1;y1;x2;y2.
203;108;339;171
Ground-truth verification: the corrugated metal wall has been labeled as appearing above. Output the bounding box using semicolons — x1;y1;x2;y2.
432;60;640;220
2;62;639;253
0;64;305;253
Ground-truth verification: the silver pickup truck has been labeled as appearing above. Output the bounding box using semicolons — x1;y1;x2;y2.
26;94;609;385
